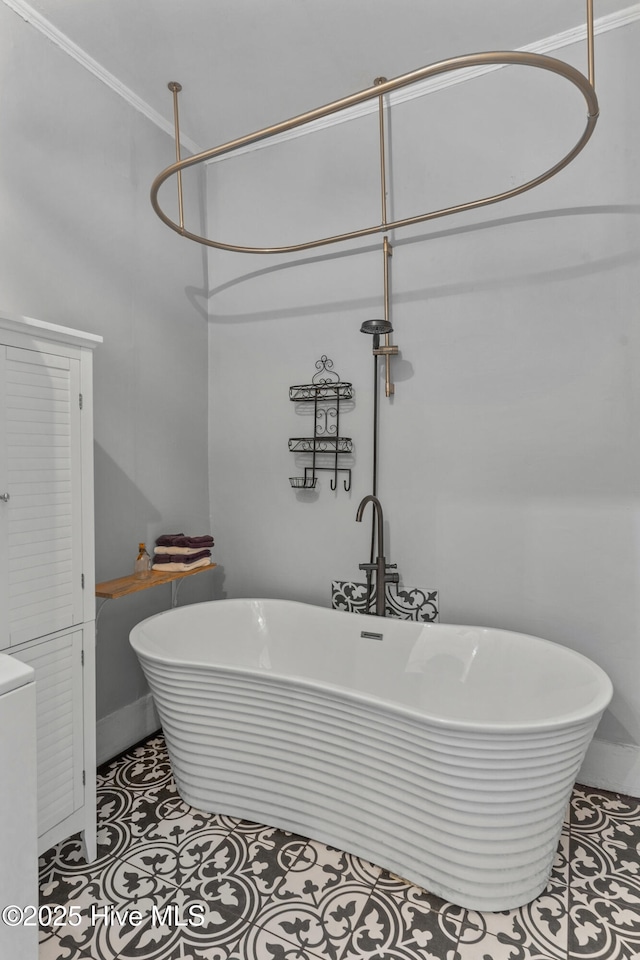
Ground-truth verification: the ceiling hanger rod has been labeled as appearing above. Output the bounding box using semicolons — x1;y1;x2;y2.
587;0;595;85
375;76;388;230
168;81;184;232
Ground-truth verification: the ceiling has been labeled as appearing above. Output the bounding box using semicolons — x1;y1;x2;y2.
17;0;629;151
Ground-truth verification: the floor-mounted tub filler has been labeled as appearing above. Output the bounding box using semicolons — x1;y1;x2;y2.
130;598;612;912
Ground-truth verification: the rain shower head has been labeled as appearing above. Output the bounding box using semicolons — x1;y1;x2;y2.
360;319;393;337
360;318;393;350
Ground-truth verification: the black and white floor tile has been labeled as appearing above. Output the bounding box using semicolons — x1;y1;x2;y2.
38;735;640;960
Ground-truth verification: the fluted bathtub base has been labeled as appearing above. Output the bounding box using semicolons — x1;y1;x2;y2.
171;779;560;911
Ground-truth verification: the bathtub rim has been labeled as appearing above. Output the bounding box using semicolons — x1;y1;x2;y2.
129;597;613;734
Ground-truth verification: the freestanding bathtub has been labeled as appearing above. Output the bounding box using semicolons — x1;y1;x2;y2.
130;598;612;911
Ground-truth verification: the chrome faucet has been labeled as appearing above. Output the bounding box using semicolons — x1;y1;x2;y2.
355;495;399;616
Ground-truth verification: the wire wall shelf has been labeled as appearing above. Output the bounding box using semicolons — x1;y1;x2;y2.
288;438;353;454
289;382;353;402
289;356;353;493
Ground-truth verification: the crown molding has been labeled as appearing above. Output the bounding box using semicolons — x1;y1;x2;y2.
1;0;202;156
3;0;639;163
205;3;640;165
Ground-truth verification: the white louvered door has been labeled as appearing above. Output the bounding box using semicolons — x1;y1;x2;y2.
0;345;83;648
10;629;84;834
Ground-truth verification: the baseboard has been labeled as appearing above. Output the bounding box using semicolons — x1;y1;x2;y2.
578;738;640;797
96;693;160;767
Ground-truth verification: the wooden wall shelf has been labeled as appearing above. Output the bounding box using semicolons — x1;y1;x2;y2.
96;563;216;599
95;563;216;620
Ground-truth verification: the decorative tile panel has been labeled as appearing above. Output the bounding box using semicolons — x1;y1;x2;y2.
332;580;439;621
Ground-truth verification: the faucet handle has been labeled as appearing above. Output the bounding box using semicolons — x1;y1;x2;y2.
359;562;376;572
385;563;397;569
386;571;400;584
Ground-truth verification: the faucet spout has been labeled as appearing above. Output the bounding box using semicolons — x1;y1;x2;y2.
356;494;385;562
356;494;396;617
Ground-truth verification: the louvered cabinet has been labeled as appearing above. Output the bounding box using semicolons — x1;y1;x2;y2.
0;313;101;861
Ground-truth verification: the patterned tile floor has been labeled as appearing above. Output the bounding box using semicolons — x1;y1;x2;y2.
37;734;640;960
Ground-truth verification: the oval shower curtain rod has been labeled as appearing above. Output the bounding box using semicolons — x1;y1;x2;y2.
151;0;598;254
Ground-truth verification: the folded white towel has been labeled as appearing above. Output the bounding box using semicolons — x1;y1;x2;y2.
154;545;211;556
152;558;212;572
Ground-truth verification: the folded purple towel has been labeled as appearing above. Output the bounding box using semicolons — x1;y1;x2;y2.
156;533;214;548
153;549;211;565
155;533;185;546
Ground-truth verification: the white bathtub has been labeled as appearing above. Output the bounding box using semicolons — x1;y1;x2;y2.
130;598;612;911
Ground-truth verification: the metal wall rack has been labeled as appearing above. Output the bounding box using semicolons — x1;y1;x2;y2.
289;356;353;492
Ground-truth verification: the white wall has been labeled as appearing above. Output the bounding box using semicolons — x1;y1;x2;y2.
207;22;640;793
0;5;213;754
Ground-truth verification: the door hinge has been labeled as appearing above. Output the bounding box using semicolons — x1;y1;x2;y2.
82;770;86;786
81;573;85;589
79;393;83;410
81;649;84;667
